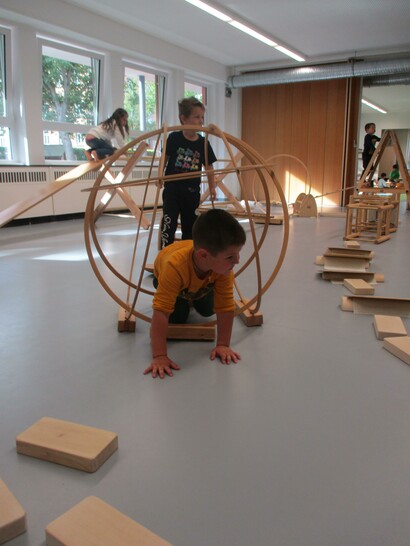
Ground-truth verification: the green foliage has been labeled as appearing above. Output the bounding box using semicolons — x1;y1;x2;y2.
42;56;96;124
124;77;158;132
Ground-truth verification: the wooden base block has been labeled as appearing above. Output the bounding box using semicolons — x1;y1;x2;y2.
235;299;263;326
45;496;172;546
325;247;373;259
118;307;136;332
341;296;410;317
167;324;215;340
343;278;375;295
315;255;325;266
16;417;118;473
0;479;26;545
383;336;410;366
323;256;369;273
374;315;407;340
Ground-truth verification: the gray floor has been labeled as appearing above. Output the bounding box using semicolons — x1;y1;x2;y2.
1;204;410;546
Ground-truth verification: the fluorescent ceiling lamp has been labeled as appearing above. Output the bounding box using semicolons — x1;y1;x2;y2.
229;20;277;47
184;0;231;21
184;0;306;60
361;98;387;114
275;45;305;62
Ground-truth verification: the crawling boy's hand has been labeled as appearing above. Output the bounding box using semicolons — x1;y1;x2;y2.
144;355;181;379
210;345;241;365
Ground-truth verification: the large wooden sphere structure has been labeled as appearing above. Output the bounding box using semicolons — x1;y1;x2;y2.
84;124;290;325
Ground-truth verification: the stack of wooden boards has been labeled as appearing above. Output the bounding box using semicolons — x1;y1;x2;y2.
1;417;173;545
316;244;382;284
315;243;410;368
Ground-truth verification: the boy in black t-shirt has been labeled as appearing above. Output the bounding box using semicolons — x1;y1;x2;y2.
161;97;217;248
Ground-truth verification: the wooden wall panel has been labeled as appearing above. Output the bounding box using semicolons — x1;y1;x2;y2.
242;79;350;206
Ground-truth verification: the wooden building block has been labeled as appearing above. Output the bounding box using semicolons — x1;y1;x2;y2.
383;336;410;366
325;247;373;260
344;240;360;249
0;479;26;545
235;299;263;326
315;255;325;266
118;307;136;332
374;315;407;340
341;296;410;317
45;496;172;546
16;417;118;473
167;324;215;340
343;278;375;295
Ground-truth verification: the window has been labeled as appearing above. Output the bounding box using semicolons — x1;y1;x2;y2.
124;65;165;152
41;42;101;161
0;30;12;160
184;81;207;105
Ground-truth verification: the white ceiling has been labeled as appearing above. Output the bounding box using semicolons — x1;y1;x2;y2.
63;0;410;114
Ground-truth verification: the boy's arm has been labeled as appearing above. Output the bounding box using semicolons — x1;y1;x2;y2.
210;310;241;364
144;309;181;378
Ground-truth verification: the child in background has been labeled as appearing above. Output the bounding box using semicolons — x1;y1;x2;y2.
85;108;129;160
362;122;381;172
161;97;217;248
389;164;400;187
377;172;389;188
145;209;246;379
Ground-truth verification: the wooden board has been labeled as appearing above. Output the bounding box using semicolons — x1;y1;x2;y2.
341;296;410;317
167;324;215;340
383;336;410;366
0;479;26;545
374;315;407;340
323;257;369;272
0;161;103;228
45;496;172;546
16;417;118;473
325;247;373;259
343;278;375;295
322;271;384;283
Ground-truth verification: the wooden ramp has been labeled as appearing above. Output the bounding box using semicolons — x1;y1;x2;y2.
0;160;104;228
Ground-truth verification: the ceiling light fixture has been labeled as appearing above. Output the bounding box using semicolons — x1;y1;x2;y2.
228;21;277;47
361;98;387;114
275;45;305;62
184;0;231;22
184;0;304;61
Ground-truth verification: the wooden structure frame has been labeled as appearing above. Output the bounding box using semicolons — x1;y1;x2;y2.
356;129;410;209
83;124;290;338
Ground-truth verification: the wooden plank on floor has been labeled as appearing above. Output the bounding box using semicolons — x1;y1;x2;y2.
16;417;118;473
45;496;173;546
0;479;26;545
341;296;410;316
167;324;215;340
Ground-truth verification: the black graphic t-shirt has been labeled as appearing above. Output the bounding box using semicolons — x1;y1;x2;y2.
164;131;217;186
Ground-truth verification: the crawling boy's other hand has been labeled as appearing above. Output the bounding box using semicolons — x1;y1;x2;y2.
210;345;241;365
144;356;181;379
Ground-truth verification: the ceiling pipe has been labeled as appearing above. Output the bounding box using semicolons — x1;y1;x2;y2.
363;73;410;87
228;57;410;89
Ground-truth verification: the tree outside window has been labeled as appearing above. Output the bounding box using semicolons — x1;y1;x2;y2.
42;44;100;161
